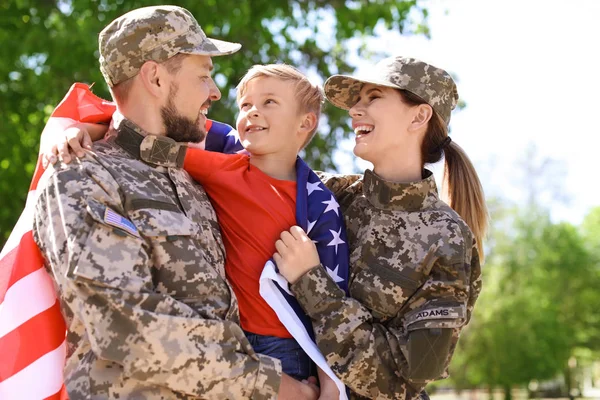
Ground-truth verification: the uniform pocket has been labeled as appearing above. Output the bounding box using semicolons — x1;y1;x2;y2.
129;207;199;238
350;263;424;320
70;200;151;292
128;206;229;310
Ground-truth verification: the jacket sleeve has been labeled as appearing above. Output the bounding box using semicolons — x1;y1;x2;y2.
290;228;480;399
32;157;281;400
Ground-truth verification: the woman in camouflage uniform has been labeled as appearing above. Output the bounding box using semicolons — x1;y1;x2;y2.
274;56;488;400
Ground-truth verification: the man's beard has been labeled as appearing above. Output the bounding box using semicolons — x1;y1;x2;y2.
160;83;207;143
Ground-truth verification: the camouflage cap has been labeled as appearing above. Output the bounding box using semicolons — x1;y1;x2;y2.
99;6;241;87
324;56;458;125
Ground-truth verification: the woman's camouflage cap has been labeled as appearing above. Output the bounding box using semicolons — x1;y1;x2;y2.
324;56;459;125
99;5;241;87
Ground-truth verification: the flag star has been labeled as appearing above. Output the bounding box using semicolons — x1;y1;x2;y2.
307;181;323;196
307;220;316;234
327;228;345;254
322;195;340;216
227;129;241;143
326;265;345;283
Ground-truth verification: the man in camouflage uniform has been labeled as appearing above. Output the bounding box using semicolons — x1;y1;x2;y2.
33;6;317;399
274;57;482;399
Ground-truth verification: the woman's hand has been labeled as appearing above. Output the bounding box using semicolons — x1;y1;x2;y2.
273;226;320;284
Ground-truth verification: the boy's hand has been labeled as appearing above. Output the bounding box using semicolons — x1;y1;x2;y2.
40;122;109;167
274;226;320;284
41;124;91;167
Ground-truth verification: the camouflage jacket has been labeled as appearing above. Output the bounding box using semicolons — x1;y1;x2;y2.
291;169;482;400
32;113;281;399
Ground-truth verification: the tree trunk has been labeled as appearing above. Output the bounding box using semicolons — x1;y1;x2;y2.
503;385;512;400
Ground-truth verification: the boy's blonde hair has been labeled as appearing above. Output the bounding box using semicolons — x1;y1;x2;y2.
236;64;324;149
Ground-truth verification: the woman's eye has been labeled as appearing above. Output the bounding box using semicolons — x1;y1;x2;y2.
240;103;251;109
368;95;380;102
265;99;275;105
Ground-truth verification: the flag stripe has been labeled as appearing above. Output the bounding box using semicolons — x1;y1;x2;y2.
45;385;68;400
0;267;58;338
0;190;37;261
0;340;66;400
0;301;66;379
0;83;116;399
2;232;47;298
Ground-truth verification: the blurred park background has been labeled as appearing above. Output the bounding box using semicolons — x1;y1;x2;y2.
1;1;599;399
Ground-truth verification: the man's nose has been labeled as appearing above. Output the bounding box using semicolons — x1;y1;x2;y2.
208;79;221;101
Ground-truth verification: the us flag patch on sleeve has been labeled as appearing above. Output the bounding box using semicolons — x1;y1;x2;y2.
103;207;140;238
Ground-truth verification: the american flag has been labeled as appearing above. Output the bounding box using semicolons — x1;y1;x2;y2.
0;83;116;399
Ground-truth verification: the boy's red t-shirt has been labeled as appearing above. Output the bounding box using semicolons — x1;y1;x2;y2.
184;148;296;338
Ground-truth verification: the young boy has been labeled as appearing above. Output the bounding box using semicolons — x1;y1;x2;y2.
41;64;348;398
184;65;348;397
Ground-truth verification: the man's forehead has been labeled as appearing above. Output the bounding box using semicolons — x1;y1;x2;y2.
186;54;214;71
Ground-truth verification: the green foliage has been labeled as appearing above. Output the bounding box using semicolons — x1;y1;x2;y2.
449;202;600;392
0;0;428;246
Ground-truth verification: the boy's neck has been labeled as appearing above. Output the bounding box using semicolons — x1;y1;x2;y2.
249;152;297;181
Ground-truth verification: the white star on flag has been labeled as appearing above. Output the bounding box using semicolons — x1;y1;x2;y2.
322;195;340;216
326;265;345;283
307;219;316;234
227;128;241;144
327;228;345;254
307;181;323;196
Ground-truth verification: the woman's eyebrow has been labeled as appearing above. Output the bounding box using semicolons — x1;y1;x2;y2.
365;88;382;95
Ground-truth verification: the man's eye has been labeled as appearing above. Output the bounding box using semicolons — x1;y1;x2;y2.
368;95;380;102
265;99;275;105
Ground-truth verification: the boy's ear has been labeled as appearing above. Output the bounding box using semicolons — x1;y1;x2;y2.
298;112;318;135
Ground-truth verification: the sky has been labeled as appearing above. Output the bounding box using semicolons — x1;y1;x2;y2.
332;0;600;225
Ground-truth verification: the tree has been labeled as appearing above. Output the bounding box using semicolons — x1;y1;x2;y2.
449;203;600;400
0;0;429;247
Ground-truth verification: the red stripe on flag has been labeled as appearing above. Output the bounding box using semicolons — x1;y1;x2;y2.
0;300;66;379
0;247;16;304
4;231;46;291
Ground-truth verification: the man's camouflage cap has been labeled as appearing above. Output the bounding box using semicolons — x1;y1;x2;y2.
99;5;241;87
324;56;458;125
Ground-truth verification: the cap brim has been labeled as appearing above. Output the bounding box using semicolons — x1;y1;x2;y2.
181;37;241;57
324;74;402;110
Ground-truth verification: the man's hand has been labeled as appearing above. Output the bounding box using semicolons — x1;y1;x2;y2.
273;226;320;284
317;367;340;400
277;373;319;400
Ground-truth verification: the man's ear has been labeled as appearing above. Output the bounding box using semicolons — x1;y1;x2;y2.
409;104;433;132
138;61;169;99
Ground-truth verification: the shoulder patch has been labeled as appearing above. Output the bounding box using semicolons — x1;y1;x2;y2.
104;207;140;238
